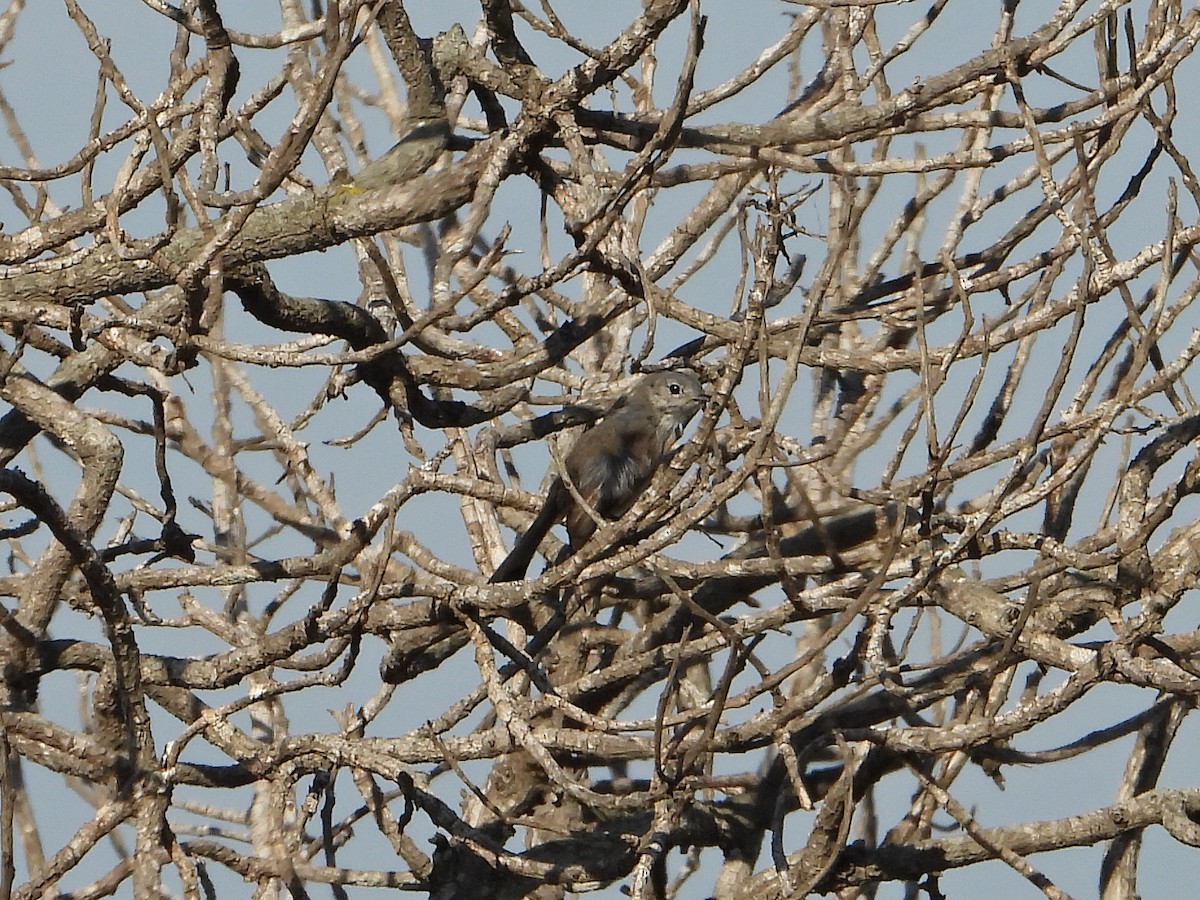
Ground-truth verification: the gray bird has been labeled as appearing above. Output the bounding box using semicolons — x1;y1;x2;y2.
490;371;706;583
352;115;449;189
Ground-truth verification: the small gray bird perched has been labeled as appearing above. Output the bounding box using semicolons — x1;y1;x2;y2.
489;371;706;583
351;115;449;189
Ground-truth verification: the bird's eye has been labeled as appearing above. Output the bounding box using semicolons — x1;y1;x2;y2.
669;382;681;395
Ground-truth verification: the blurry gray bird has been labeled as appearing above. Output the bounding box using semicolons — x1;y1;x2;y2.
351;115;449;189
365;295;398;337
489;371;706;583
